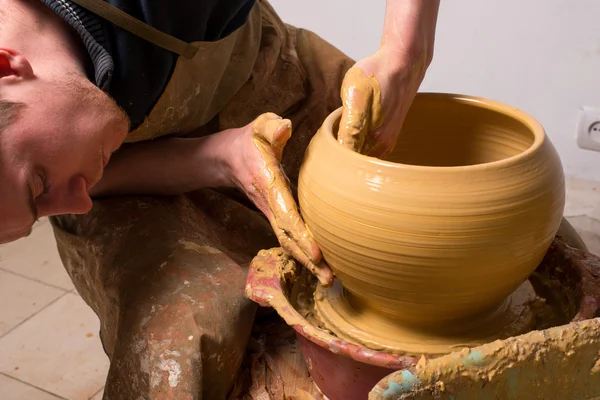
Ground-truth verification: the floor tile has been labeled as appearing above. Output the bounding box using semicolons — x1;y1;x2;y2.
565;178;600;221
567;215;600;256
0;374;63;400
0;270;64;337
89;386;104;400
0;293;109;400
0;219;74;290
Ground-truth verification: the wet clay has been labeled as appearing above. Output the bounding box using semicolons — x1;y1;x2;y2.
337;68;384;154
245;237;600;400
369;317;600;399
246;236;600;400
250;113;332;286
313;279;539;356
297;94;565;345
246;247;419;370
289;272;571;357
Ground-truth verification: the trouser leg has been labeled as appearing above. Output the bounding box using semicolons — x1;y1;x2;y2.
51;191;277;399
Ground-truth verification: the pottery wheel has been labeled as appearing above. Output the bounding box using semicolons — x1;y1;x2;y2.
314;279;539;356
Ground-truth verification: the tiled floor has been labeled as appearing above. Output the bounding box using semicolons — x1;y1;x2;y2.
0;178;599;400
0;218;107;400
564;178;600;256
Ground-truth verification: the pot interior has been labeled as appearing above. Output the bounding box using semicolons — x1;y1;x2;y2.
378;95;536;167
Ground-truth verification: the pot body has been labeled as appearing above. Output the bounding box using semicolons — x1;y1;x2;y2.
298;93;565;327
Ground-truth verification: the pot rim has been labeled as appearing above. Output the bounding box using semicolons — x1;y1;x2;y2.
323;92;547;172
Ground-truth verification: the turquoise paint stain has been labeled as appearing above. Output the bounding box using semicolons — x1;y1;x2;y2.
462;350;488;367
382;382;403;398
505;369;521;396
382;371;420;397
398;370;420;390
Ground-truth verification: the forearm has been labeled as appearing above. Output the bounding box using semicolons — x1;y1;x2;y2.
89;134;234;198
381;0;440;64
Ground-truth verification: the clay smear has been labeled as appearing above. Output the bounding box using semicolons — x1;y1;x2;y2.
313;280;541;356
337;68;384;154
250;113;332;286
369;318;600;399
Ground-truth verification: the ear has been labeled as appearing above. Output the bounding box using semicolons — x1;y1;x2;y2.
0;49;34;80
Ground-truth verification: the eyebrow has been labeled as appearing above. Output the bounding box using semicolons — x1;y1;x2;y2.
27;184;40;222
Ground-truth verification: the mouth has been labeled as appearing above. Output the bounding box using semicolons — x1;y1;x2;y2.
0;226;34;245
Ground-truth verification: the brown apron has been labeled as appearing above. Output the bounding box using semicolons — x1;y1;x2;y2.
50;1;355;399
70;0;261;143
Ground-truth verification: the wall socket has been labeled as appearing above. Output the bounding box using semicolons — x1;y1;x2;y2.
577;106;600;152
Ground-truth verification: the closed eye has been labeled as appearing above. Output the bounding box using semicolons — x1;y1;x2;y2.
35;169;49;198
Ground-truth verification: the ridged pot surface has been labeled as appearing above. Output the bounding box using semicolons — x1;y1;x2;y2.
298;93;565;327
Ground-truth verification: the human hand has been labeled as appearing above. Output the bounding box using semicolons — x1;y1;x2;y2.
227;113;333;286
338;0;439;157
338;48;430;158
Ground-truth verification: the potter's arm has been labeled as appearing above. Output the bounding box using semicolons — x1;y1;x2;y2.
90;115;288;197
380;0;440;63
89;135;233;197
90;114;333;286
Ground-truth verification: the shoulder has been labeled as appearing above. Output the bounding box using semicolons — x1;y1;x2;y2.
106;0;256;42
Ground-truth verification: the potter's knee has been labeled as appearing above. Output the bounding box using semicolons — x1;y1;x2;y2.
106;308;251;400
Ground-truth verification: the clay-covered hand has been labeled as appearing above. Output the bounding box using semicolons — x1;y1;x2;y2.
338;0;439;157
338;50;429;157
228;113;333;287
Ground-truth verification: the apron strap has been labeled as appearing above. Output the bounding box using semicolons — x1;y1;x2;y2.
68;0;198;59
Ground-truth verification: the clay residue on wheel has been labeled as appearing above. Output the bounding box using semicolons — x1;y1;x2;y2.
288;236;588;357
369;318;600;399
313;279;541;356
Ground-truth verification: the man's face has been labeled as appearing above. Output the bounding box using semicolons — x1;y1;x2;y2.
0;50;129;244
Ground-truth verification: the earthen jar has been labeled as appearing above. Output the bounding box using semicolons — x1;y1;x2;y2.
298;93;565;329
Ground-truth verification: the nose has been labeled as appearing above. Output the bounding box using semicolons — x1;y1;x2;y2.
36;175;93;217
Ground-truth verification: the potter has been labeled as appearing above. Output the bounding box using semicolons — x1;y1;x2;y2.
298;93;566;355
3;0;592;398
0;0;440;397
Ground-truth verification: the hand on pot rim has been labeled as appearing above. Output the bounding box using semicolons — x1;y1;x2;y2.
338;0;440;157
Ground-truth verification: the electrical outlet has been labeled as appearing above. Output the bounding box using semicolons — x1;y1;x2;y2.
577;106;600;152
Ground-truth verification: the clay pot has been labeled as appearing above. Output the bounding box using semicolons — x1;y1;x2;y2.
245;236;600;400
297;93;565;329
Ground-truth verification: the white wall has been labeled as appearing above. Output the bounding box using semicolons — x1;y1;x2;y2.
270;0;600;182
